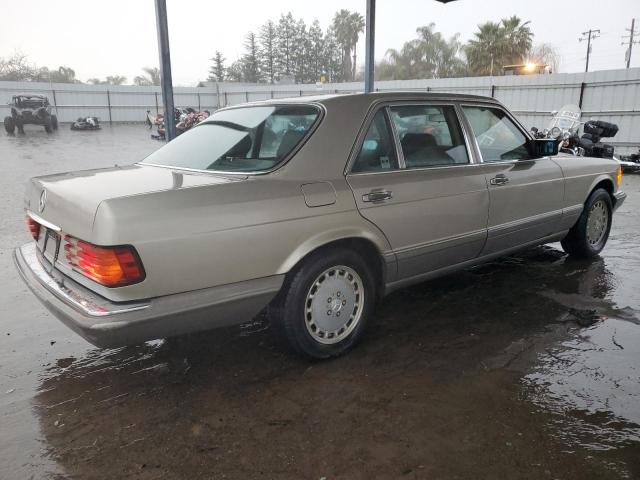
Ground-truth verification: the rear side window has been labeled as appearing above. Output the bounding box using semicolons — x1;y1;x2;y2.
462;106;531;162
352;110;399;173
389;105;469;168
142;105;320;172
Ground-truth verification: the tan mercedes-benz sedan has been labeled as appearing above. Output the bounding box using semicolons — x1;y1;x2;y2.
15;92;626;358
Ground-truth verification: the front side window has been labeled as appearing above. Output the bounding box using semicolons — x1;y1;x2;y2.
389;105;469;168
142;105;320;172
462;106;530;162
351;110;399;173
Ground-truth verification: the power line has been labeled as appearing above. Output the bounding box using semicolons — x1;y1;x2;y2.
622;18;639;68
579;29;601;72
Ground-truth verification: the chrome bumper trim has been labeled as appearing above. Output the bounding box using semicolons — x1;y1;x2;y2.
613;190;627;210
26;210;62;233
15;243;149;317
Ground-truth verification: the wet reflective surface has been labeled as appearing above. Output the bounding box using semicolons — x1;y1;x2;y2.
1;125;639;479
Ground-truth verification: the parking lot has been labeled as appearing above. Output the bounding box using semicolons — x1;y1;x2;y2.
1;124;639;479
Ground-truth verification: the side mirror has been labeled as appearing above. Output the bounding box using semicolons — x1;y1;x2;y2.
529;138;559;159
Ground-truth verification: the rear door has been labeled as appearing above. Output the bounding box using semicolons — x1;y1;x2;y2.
346;103;489;281
460;105;564;254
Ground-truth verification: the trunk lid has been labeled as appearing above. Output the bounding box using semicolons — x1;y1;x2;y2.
26;164;244;242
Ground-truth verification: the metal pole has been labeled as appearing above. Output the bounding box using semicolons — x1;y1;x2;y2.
364;0;376;93
586;31;592;73
626;18;636;69
106;90;112;125
197;91;201;111
154;0;176;141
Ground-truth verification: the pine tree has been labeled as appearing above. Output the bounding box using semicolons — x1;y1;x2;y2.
259;20;277;84
208;51;225;82
308;20;324;83
243;32;261;83
276;13;297;79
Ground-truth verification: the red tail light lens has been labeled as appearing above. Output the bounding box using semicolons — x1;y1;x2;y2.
25;215;41;241
64;236;145;287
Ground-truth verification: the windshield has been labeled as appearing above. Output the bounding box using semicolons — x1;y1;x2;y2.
141;105;320;172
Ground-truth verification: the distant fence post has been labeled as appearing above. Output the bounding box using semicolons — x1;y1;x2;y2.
270;90;274;99
51;89;59;117
578;82;586;109
155;91;159;114
245;91;249;102
197;91;201;111
224;92;228;106
106;90;113;125
491;85;496;98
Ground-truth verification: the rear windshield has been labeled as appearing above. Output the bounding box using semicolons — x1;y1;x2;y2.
141;105;320;172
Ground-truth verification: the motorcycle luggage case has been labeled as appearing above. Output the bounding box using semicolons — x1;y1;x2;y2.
590;142;615;159
583;120;618;138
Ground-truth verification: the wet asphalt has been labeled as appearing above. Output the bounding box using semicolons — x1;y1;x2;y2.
0;124;639;480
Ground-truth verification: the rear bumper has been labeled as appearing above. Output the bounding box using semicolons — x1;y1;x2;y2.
14;243;284;348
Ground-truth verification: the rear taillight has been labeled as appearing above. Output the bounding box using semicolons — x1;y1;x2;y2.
64;236;145;287
25;214;41;241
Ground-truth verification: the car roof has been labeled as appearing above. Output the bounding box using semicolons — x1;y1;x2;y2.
240;91;500;107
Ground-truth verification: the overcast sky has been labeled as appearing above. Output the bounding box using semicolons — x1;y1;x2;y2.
1;0;638;85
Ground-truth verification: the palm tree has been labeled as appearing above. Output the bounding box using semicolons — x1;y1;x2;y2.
377;24;467;80
465;16;533;76
133;67;161;86
332;10;364;81
105;75;127;85
465;21;503;76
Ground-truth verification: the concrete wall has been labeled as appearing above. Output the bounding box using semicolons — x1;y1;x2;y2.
2;67;639;154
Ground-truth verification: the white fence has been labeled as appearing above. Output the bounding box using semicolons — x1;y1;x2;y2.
2;67;640;154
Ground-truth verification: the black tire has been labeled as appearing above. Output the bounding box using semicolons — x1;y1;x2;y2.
273;248;377;359
561;188;613;258
4;116;15;134
51;115;58;130
44;117;52;133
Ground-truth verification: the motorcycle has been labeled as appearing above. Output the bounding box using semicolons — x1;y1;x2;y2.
148;107;210;140
531;104;618;159
70;117;101;131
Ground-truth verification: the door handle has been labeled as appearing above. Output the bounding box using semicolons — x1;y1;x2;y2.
490;174;509;186
362;190;393;203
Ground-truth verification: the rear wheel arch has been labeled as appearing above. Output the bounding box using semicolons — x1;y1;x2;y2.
279;236;388;301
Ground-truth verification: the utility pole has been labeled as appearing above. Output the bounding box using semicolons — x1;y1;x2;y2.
579;29;600;72
622;19;639;68
154;0;176;141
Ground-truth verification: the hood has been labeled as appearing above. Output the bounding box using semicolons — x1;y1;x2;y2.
26;164;244;241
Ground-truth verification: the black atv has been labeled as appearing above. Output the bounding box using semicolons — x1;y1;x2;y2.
70;117;101;131
4;94;58;134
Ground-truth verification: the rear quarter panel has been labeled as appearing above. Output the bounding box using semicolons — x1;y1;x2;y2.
92;175;392;302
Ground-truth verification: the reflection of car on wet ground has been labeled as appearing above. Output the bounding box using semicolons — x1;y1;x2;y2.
4;94;58;134
14;92;627;359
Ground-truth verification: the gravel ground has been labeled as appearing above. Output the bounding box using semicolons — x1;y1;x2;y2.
0;124;639;480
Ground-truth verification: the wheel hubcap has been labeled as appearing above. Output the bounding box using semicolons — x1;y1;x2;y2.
305;265;364;345
586;200;609;247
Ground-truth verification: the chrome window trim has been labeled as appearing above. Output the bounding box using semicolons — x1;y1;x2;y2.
347;100;475;176
458;103;542;165
387;106;406;169
139;102;326;176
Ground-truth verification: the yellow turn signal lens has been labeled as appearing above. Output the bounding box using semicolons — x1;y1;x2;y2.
617;166;623;187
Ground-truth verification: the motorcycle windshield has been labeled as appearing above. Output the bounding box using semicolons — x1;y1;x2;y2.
548;104;582;132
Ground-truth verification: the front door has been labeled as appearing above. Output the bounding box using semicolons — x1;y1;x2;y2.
347;104;489;281
460;105;564;254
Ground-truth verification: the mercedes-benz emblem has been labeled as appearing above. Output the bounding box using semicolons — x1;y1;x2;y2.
38;189;47;213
